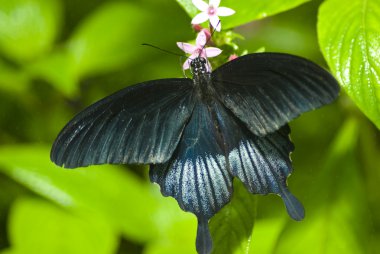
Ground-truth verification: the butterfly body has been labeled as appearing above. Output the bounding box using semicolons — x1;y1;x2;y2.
191;57;217;103
51;53;340;254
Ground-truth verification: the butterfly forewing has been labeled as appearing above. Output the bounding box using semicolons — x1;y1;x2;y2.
51;79;195;168
212;53;340;136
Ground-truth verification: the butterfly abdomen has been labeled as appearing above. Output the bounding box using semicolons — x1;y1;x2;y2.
193;75;218;103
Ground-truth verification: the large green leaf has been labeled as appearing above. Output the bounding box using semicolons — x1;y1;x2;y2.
0;145;159;242
318;0;380;128
6;198;117;254
176;0;310;29
209;180;256;254
0;0;61;62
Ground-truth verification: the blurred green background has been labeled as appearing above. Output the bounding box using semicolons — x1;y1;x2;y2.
0;0;379;253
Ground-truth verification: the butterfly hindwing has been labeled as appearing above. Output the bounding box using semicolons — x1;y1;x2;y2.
150;102;233;219
227;124;304;220
150;101;234;254
51;79;195;168
213;102;305;220
212;53;340;136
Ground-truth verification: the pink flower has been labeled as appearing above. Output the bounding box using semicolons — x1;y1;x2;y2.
177;31;222;70
191;0;235;32
228;54;238;61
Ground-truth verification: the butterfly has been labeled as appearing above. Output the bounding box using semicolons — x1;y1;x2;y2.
51;53;339;254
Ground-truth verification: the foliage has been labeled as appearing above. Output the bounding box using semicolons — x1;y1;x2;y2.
318;0;380;129
0;0;379;253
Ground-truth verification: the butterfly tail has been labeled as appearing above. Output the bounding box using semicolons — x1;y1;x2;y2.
196;217;213;254
280;188;305;221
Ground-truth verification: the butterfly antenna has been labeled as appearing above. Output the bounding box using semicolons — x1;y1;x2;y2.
143;43;189;78
199;19;221;58
142;43;184;57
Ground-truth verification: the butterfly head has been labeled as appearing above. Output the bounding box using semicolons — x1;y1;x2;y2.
190;57;209;76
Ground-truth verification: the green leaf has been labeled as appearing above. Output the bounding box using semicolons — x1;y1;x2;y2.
7;198;117;254
0;145;159;242
176;0;199;17
66;2;152;77
318;0;380;129
176;0;310;29
209;180;257;254
0;0;61;62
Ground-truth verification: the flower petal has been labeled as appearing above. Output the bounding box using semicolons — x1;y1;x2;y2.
177;42;197;54
209;15;221;31
183;59;191;70
209;0;220;8
205;61;212;71
192;0;208;11
201;28;211;41
205;47;222;57
189;53;200;60
191;12;209;24
196;31;207;47
228;54;238;61
217;7;235;16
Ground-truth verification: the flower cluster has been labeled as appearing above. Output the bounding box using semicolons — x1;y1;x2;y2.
177;0;235;70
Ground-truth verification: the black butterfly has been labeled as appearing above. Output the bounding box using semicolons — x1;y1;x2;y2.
51;53;339;254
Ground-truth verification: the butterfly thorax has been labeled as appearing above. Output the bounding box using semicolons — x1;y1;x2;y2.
190;57;215;101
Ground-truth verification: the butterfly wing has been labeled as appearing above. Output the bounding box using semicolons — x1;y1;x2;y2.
51;78;195;168
212;53;340;136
